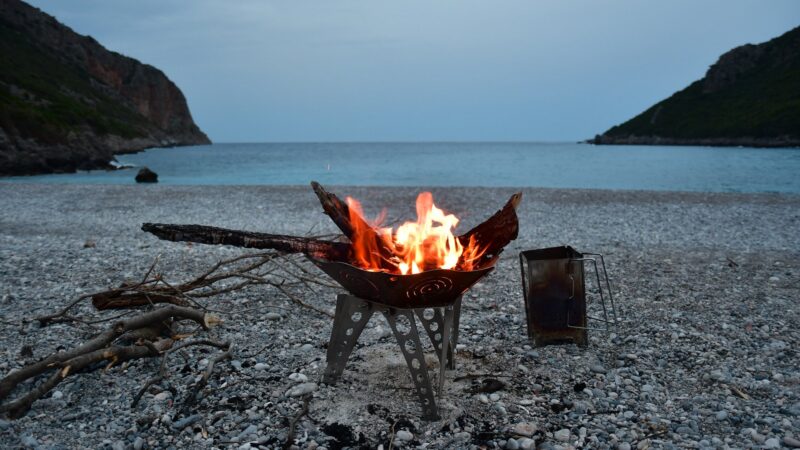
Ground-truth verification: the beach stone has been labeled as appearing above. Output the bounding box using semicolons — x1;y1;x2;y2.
286;382;317;397
288;373;308;383
19;434;38;448
519;438;536;450
154;391;172;401
590;364;606;374
238;424;258;440
618;443;632;450
133;437;144;450
479;394;489;404
52;390;63;399
453;432;471;442
395;430;413;441
173;414;203;430
784;436;800;448
554;429;570;442
265;312;282;321
715;410;728;420
0;419;10;430
300;343;314;352
490;393;500;402
506;438;520;450
764;438;781;449
511;422;537;437
254;363;269;370
135;167;158;183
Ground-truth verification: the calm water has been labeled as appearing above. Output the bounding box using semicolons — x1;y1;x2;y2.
5;142;800;193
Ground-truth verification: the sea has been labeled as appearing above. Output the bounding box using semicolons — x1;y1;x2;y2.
5;142;800;193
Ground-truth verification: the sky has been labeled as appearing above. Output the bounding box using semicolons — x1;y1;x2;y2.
27;0;800;143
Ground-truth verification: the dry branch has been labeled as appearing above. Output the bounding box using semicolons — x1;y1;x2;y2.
0;306;220;418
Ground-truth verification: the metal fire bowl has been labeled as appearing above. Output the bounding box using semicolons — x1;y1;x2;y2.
308;257;494;308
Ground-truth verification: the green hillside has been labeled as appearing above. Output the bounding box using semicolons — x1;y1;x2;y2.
593;26;800;147
0;23;148;144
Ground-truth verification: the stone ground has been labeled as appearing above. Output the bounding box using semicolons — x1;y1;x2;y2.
0;183;798;450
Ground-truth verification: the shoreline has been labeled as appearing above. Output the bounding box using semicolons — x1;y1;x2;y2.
588;135;800;148
1;184;798;448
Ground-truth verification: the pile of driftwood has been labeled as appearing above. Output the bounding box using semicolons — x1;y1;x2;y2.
0;250;335;420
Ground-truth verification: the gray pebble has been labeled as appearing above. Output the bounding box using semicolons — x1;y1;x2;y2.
395;430;413;441
764;438;780;449
784;436;800;448
554;429;570;442
172;414;203;430
265;312;282;321
506;438;520;450
19;434;38;448
286;382;317;397
133;437;144;450
453;432;471;442
238;424;258;440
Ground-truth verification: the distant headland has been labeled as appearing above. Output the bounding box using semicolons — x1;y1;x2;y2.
590;26;800;148
0;0;210;176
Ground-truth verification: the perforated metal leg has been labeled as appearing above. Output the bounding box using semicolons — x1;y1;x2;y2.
416;308;450;370
383;308;440;420
322;295;375;385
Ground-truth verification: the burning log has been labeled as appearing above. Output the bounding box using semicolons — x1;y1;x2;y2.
143;182;522;274
459;191;522;267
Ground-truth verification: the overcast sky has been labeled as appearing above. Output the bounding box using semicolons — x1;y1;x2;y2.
27;1;800;143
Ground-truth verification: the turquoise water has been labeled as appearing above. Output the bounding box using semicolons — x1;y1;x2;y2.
5;142;800;193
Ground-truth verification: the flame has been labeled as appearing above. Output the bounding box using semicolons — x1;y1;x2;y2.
345;193;485;274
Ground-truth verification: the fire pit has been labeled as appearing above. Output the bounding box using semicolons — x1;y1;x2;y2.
142;182;521;419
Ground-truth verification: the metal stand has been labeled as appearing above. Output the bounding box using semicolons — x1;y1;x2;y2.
322;294;461;420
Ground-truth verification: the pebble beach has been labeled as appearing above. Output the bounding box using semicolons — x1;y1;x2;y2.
0;183;798;449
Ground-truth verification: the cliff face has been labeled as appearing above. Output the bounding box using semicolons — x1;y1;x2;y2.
0;0;210;175
591;26;800;148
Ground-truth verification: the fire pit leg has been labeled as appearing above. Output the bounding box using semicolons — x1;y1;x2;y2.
322;294;375;385
382;308;440;421
415;295;462;371
437;304;455;398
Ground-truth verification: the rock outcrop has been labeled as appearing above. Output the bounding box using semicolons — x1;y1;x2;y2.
591;26;800;148
0;0;210;175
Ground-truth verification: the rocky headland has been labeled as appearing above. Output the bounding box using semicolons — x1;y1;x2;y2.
591;26;800;148
0;0;210;176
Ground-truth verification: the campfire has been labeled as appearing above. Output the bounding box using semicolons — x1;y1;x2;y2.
143;182;521;419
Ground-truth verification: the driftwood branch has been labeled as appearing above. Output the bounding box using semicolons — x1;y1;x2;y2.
141;223;349;260
0;305;220;418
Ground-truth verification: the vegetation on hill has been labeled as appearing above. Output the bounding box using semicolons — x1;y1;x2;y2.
592;26;800;147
